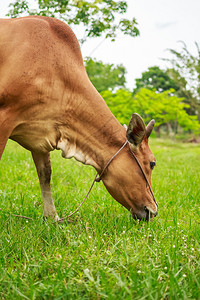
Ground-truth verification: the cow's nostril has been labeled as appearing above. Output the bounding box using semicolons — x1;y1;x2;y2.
154;209;158;217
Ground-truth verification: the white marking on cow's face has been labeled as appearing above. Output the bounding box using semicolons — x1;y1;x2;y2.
146;205;157;215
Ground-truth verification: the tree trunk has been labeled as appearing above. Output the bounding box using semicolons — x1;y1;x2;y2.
167;122;175;141
155;125;161;137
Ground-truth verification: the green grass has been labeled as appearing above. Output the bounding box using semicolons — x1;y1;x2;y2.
0;139;200;299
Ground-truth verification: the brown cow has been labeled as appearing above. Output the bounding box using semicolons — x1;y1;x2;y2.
0;16;158;222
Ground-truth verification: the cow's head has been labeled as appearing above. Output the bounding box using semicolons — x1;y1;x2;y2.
102;113;157;221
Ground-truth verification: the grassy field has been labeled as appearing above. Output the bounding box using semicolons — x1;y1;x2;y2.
0;139;200;299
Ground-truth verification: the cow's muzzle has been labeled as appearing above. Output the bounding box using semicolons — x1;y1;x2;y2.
131;205;158;221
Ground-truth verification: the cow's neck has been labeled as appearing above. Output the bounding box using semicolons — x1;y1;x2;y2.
56;86;126;172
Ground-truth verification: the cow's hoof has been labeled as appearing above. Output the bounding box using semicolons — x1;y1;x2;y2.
43;214;60;223
53;214;60;223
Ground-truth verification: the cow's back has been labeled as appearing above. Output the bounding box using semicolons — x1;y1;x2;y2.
0;16;94;152
0;16;110;153
0;16;85;99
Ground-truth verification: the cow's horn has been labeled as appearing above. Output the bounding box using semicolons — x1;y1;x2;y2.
146;119;155;138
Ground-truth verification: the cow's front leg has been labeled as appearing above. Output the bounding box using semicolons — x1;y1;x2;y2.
32;151;59;222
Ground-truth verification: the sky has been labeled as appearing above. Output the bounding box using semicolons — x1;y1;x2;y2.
1;0;200;89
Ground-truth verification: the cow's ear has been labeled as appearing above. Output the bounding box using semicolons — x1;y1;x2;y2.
146;119;155;138
126;113;146;147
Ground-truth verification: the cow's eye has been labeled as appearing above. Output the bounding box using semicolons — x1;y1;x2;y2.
150;161;156;170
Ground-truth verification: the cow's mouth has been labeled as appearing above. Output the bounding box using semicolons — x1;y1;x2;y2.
130;206;158;221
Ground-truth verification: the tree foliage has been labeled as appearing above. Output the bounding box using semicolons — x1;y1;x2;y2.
166;42;200;100
101;89;133;124
101;88;200;135
7;0;139;43
133;60;200;121
85;58;126;92
133;66;180;95
166;68;199;116
164;42;200;119
133;88;200;134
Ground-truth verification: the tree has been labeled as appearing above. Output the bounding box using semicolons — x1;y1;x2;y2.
167;68;199;116
133;66;179;95
102;88;200;136
164;42;200;120
166;42;200;99
7;0;139;43
133;88;200;136
85;58;126;92
101;89;133;124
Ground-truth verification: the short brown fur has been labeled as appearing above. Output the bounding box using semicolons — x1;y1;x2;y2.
0;16;157;221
